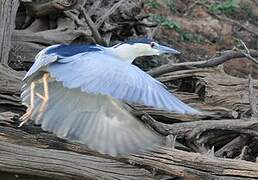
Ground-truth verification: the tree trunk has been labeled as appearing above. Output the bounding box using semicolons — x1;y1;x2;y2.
0;0;19;64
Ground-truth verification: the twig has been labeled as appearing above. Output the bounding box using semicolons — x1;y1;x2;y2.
238;39;250;54
95;0;127;29
235;39;258;64
240;50;258;64
148;26;160;39
79;5;106;46
184;0;201;16
64;10;85;27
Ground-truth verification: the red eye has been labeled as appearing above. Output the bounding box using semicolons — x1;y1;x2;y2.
150;42;155;48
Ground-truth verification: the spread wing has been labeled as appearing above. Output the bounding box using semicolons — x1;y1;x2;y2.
21;81;164;156
47;50;199;114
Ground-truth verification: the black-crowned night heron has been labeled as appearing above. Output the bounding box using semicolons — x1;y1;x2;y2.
20;38;200;156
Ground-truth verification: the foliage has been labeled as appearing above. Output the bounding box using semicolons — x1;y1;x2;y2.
209;0;239;15
145;0;161;9
145;0;181;31
164;0;177;13
180;32;205;43
149;14;181;32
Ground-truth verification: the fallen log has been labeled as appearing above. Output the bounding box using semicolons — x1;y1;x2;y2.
0;141;154;180
0;123;257;180
131;147;258;180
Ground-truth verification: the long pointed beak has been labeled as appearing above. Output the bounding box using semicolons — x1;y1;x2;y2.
158;45;181;54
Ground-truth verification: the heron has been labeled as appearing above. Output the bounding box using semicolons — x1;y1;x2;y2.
20;37;200;156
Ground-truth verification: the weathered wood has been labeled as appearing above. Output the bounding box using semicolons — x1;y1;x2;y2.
157;68;258;113
131;147;258;180
248;75;258;117
130;103;238;123
12;29;89;45
151;118;258;157
9;41;45;70
25;0;77;17
0;64;25;112
0;0;20;64
0;141;154;180
0;64;24;95
154;119;258;139
215;135;249;158
0;114;258;180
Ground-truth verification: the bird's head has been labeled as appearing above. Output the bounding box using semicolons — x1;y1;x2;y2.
108;37;180;63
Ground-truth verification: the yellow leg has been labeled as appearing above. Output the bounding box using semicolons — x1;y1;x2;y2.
36;73;49;120
19;81;36;127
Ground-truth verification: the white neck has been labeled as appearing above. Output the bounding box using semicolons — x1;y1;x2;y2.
106;44;138;63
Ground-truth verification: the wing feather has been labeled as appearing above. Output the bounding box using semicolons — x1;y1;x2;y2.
22;81;164;156
47;51;199;114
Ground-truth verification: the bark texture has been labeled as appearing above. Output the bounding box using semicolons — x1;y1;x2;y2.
0;0;20;64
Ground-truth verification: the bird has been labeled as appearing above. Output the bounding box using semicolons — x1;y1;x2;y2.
20;37;200;156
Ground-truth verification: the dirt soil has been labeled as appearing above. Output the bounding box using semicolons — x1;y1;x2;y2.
144;0;258;78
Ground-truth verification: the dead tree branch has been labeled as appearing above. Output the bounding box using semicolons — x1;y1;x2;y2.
148;49;258;77
150;118;258;140
95;0;127;29
79;6;106;46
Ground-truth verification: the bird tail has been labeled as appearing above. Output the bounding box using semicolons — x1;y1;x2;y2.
21;81;165;156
